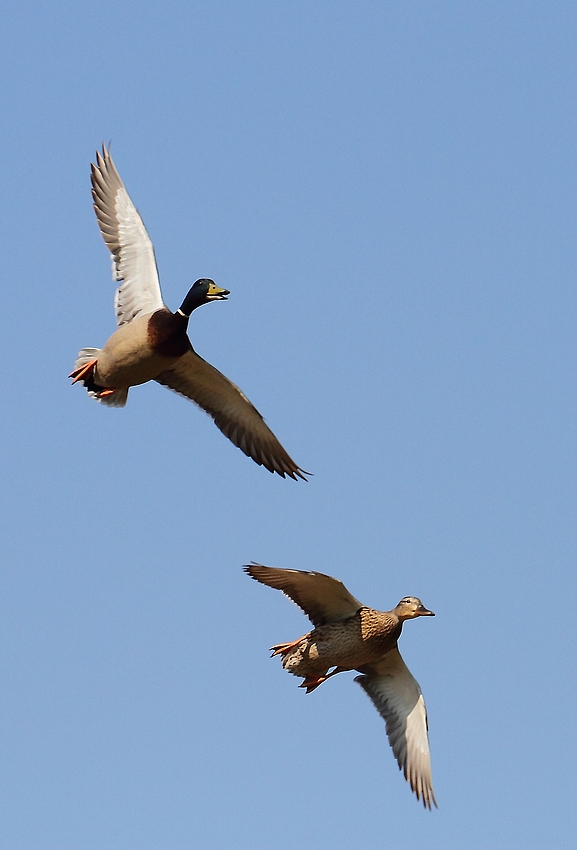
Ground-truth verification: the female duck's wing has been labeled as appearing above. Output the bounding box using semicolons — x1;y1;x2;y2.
155;351;308;480
355;648;437;809
91;145;165;326
244;563;363;626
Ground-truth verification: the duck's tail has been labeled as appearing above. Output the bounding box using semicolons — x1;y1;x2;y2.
70;348;129;408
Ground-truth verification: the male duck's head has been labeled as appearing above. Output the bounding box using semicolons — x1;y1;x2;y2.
394;597;435;620
177;279;230;318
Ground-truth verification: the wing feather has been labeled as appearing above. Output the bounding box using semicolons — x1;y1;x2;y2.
91;145;165;326
356;648;437;809
244;564;363;626
155;351;307;480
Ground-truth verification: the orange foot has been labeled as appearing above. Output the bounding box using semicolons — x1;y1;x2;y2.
96;388;119;398
270;633;311;658
299;667;349;694
69;359;97;384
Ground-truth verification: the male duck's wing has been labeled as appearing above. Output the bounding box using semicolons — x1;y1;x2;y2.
154;350;308;480
91;145;165;326
355;648;437;809
244;563;363;626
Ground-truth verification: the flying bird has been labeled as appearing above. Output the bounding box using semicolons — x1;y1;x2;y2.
70;145;307;480
245;563;437;808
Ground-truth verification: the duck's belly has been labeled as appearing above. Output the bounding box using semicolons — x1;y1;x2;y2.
94;317;177;388
282;617;396;678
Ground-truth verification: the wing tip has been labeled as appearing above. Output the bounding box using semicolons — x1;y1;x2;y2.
269;463;311;481
243;562;269;580
415;783;438;810
288;467;311;481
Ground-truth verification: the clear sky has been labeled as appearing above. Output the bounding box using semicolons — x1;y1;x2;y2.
1;2;575;847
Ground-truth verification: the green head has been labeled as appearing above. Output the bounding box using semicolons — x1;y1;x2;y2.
178;279;230;317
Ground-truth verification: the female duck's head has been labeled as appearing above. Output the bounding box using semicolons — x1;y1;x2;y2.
394;597;435;620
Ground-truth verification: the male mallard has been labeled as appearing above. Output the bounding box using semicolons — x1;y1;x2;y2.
70;146;307;480
245;563;437;808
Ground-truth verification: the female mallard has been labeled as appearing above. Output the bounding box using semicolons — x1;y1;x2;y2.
245;563;437;808
70;146;307;480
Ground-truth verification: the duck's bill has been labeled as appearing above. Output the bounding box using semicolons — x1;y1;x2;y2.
417;606;435;616
207;283;230;300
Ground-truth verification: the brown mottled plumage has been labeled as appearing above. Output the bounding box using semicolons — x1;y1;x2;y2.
280;607;403;681
245;563;437;809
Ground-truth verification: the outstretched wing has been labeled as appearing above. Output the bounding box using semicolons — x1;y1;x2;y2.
355;648;437;809
245;563;363;626
91;145;165;326
155;351;308;480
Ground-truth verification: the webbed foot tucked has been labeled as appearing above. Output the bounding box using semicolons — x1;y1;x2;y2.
70;360;118;399
299;667;349;694
69;359;98;384
270;634;311;657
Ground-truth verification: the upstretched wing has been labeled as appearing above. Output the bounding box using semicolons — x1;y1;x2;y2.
155;351;308;480
91;145;165;326
245;563;363;626
355;648;437;809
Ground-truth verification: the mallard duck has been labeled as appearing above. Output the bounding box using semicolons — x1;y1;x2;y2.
245;563;437;808
70;145;307;480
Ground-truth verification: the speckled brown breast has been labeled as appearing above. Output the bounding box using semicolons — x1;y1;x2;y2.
358;608;402;657
281;608;403;678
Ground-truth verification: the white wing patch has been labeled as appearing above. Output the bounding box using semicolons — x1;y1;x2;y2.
91;146;165;326
356;648;437;809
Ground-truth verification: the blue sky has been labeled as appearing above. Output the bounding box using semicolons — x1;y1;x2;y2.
1;2;576;847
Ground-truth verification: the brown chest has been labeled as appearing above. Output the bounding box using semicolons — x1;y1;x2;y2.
308;609;401;669
357;608;402;658
147;310;192;358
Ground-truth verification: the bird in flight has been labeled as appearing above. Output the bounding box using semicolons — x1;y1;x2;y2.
70;146;308;479
245;563;436;808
